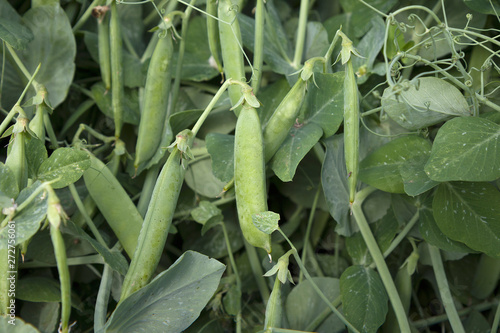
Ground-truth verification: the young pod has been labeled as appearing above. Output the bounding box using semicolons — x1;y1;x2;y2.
120;130;194;301
83;154;143;258
234;105;271;253
206;0;223;74
97;7;111;91
262;78;307;162
110;0;124;138
134;31;173;169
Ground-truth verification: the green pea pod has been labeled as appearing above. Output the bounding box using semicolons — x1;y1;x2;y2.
218;0;245;115
262;78;307;162
6;117;29;191
206;0;223;74
234;105;271;253
120;130;194;301
83;154;143;258
264;276;283;331
97;8;111;91
344;58;359;204
29;104;45;141
134;31;173;170
110;0;124;138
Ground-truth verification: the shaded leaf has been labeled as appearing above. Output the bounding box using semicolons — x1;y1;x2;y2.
16;277;62;302
91;82;140;125
206;133;235;183
0;0;33;50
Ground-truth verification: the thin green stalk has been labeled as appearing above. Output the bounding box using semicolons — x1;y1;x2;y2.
428;244;465;333
220;222;242;333
492;300;500;333
278;229;360;333
244;240;270;302
252;0;265;93
170;0;197;114
50;226;71;333
351;186;411;333
20;255;105;268
304;296;342;332
144;0;176;26
299;187;321;283
137;163;161;217
58;100;95;139
73;0;105;32
292;0;309;68
43;111;60;149
6;44;31;80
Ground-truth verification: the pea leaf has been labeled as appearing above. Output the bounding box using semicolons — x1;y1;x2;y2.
0;181;47;249
25;137;48;179
286;277;344;332
340;265;388;333
0;0;33;50
359;136;432;193
424;117;500;182
191;201;222;225
37;148;91;189
91;82;140;125
303;72;345;138
399;151;439;197
103;251;225;333
340;0;398;37
433;182;500;258
382;77;470;130
16;277;62;302
252;211;280;234
206;133;235;183
463;0;500;15
185;158;226;198
304;22;330;59
271;123;323;182
0;316;40;332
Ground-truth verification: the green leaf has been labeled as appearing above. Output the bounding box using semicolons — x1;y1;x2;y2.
257;79;291;126
103;251;225;333
304;22;330;59
200;216;223;236
170;109;204;137
62;220;129;276
206;133;235;183
271;123;323;182
424;117;500;182
222;284;241;316
340;265;388;333
346;210;399;265
21;4;76;108
303;72;345;138
91;82;140;125
0;316;40;332
19;302;58;333
433;182;500;258
463;0;500;15
285;277;344;333
16;277;62;302
37;148;91;189
0;162;19;198
0;0;33;50
399;148;439;196
191;201;222;225
339;0;398;37
382;77;470;130
252;211;280;234
25;137;48;179
352;17;386;84
359;136;432;193
0;181;47;249
185;157;226;198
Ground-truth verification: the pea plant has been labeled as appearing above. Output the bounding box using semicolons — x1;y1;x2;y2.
1;0;499;332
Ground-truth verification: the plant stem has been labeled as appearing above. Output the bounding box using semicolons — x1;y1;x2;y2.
492;299;500;333
73;0;105;32
252;0;265;93
299;187;321;283
351;186;411;332
292;0;309;68
244;240;270;302
428;244;465;333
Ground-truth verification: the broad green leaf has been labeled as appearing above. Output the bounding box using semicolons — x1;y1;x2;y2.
62;221;129;276
25;137;48;179
0;181;47;249
191;201;222;225
264;0;293;62
17;277;62;302
0;316;40;332
303;72;345;138
103;251;225;333
286;277;344;333
206;133;235;183
118;3;146;58
21;4;76;108
37;148;91;189
271;123;323;182
0;0;33;50
0;162;19;198
359;136;431;193
185;158;226;198
252;211;280;234
463;0;500;15
433;182;500;257
419;203;473;254
346;210;399;265
257;79;291;126
200;216;223;236
223;284;241;316
399;154;439;197
352;17;386;84
464;310;491;332
170;109;204;137
304;22;330;59
91;82;140;125
340;265;388;333
424;117;500;182
382;78;470;130
339;0;398;37
19;302;59;333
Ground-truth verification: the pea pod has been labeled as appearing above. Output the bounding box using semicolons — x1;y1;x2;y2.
262;78;307;162
96;7;111;91
264;277;283;331
134;30;173;170
206;0;223;74
120;130;194;301
110;0;124;138
218;0;245;115
83;154;143;258
234;104;271;253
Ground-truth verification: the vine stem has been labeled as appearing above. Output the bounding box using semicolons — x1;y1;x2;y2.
298;186;321;283
292;0;309;68
351;186;411;333
428;245;466;333
244;240;270;302
251;0;265;93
